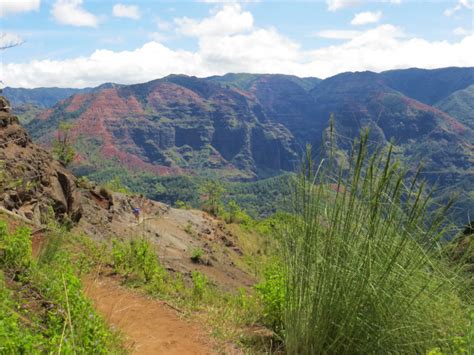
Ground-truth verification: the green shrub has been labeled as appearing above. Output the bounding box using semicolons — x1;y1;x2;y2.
191;271;208;300
31;251;117;353
276;134;469;354
0;221;31;270
190;248;204;263
0;223;121;353
112;237;165;284
0;271;43;353
255;262;286;334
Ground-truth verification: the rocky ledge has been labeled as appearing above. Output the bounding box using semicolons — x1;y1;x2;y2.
0;96;82;224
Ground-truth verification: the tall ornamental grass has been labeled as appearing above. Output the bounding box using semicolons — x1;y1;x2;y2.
281;130;468;354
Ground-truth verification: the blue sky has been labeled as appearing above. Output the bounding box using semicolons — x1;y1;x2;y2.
1;0;473;88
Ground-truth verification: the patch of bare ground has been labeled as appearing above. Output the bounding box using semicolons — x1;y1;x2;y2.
84;275;221;355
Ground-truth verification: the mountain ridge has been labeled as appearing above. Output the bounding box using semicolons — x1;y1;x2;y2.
5;67;474;222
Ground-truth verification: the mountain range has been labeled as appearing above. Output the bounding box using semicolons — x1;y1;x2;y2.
4;67;474;223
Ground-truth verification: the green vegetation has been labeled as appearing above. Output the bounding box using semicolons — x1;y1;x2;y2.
0;220;123;353
85;167;293;218
190;248;204;263
259;135;472;354
200;180;225;216
52;121;75;166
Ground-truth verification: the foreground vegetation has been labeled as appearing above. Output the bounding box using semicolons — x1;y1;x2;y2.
0;218;123;354
1;128;472;354
263;133;473;354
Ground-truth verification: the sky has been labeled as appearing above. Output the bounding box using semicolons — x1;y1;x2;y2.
0;0;473;88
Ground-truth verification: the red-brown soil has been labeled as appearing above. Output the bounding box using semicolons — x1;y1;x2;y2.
84;276;217;355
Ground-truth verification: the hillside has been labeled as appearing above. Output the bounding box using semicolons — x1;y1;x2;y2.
435;84;474;130
0;95;276;353
1;93;472;354
5;67;474;222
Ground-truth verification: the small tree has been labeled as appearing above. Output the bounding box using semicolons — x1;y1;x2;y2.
52;122;75;166
200;180;225;216
227;200;240;223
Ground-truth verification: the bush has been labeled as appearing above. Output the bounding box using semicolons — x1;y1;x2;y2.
0;222;121;353
255;262;285;334
0;221;31;270
276;134;469;354
191;271;208;300
112;237;165;284
190;248;204;263
0;271;42;353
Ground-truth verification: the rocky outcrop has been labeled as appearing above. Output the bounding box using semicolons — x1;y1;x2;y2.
0;96;82;224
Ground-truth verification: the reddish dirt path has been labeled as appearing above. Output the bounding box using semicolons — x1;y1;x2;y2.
84;276;216;355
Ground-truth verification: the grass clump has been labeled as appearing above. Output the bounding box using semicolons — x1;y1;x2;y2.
266;131;470;354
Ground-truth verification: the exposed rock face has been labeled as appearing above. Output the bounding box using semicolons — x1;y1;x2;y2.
27;76;300;178
0;96;82;223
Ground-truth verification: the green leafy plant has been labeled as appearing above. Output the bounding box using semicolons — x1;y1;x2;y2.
255;262;286;334
0;221;31;270
52;121;75;166
200;180;225;216
112;237;165;284
190;248;204;263
191;271;208;300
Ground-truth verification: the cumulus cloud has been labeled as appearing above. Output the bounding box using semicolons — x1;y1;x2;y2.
112;3;140;20
351;11;382;25
0;32;23;49
327;0;360;11
175;4;253;37
51;0;99;27
0;0;40;17
316;30;361;39
444;0;473;16
3;5;473;88
327;0;400;11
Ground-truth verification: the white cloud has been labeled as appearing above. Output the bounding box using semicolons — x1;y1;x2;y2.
51;0;99;27
112;3;140;20
0;0;40;17
453;27;472;36
3;6;474;88
327;0;400;11
444;0;473;16
198;0;261;2
327;0;360;11
0;32;23;49
156;16;172;31
175;4;253;37
351;11;382;25
316;30;361;39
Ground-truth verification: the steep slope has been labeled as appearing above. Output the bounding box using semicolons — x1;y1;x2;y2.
310;71;473;182
16;68;474;222
3;87;89;108
0;97;82;223
0;95;259;291
380;67;474;105
28;76;299;178
435;84;474;130
3;83;121;108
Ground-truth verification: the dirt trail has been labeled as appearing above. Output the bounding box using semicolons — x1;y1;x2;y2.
84;276;216;355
